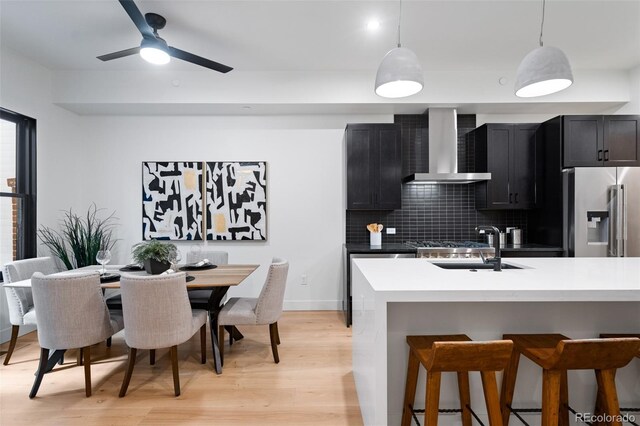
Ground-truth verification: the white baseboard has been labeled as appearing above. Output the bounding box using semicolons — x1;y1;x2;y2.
0;324;36;344
282;300;341;310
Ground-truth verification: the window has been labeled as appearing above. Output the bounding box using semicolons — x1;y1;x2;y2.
0;108;37;279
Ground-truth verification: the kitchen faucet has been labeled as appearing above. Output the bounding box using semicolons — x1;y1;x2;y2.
475;226;502;271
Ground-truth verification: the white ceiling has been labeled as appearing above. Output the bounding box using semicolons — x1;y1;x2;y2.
1;0;639;74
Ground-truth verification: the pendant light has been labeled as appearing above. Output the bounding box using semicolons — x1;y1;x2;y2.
514;0;573;97
374;0;423;98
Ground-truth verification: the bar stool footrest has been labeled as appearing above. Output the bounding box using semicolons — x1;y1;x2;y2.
508;404;601;426
410;404;485;426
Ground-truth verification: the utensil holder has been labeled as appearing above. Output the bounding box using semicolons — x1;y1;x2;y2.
370;232;382;246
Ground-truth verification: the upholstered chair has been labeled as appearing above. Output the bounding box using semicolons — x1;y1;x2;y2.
185;250;229;305
217;258;289;365
2;257;59;365
118;273;207;397
29;272;124;398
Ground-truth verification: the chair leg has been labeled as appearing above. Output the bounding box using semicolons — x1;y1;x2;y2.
481;371;503;426
77;348;83;366
269;323;280;364
29;347;50;398
83;345;92;397
541;369;561;426
274;322;280;345
170;345;180;397
401;351;421;426
425;371;442;426
3;325;19;365
200;324;206;364
559;370;569;426
500;349;521;426
119;347;137;397
218;325;225;366
457;372;473;426
106;337;112;347
149;349;155;365
595;369;623;426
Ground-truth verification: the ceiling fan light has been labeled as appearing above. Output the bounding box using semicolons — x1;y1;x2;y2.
514;46;573;97
140;38;171;65
375;47;424;98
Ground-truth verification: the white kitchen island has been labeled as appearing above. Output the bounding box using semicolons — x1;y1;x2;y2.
351;257;640;426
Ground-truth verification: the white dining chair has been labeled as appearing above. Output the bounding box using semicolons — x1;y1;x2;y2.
2;257;59;365
185;250;229;305
118;273;207;397
29;271;124;398
217;258;289;365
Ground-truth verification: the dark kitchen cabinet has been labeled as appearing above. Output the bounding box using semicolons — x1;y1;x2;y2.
563;115;640;167
473;123;539;210
345;124;401;210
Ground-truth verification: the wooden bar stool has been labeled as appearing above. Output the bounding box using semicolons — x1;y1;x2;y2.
596;334;640;423
401;334;514;426
500;334;640;426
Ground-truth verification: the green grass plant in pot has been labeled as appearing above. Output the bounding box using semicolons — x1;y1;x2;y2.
132;240;177;275
38;204;117;270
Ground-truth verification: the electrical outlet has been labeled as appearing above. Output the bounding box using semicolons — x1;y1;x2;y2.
301;274;308;285
386;227;396;235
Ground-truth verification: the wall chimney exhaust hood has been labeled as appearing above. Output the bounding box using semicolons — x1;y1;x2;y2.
402;108;491;184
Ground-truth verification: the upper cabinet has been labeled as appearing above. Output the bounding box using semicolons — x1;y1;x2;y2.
472;123;539;210
345;124;401;210
563;115;640;167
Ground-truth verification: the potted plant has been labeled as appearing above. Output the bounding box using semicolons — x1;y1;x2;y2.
38;204;118;270
131;240;177;275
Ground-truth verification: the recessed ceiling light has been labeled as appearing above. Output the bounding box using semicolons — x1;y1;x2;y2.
367;20;380;31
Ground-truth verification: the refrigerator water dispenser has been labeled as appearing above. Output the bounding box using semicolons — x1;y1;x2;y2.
586;211;609;245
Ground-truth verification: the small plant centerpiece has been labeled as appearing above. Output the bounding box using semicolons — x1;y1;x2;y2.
38;204;118;270
131;240;177;275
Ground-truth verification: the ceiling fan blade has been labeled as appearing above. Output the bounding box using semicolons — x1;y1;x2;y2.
118;0;154;38
168;47;233;73
97;47;141;61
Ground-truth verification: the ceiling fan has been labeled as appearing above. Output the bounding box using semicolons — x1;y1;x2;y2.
97;0;232;73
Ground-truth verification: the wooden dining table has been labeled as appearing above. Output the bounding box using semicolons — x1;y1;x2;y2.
2;264;260;375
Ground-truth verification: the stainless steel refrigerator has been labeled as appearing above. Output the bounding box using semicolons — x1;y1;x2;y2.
565;167;640;257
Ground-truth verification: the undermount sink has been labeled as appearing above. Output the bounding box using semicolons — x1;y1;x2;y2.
430;262;522;270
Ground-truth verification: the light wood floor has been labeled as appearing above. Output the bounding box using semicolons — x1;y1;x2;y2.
0;311;363;425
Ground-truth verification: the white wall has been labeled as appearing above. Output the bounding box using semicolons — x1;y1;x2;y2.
75;114;391;310
0;48;84;342
612;65;640;114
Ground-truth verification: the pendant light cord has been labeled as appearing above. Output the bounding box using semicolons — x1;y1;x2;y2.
397;0;402;47
539;0;546;47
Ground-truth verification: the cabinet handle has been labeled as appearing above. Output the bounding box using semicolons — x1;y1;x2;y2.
604;150;609;161
597;150;603;161
515;193;519;203
509;193;513;204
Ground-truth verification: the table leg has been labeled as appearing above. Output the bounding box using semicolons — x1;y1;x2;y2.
224;326;244;342
33;349;66;376
206;286;230;375
209;310;223;374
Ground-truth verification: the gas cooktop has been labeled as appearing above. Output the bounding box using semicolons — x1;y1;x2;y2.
405;240;494;259
404;240;490;248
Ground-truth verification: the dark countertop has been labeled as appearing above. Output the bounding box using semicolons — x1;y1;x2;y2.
344;243;418;254
344;242;564;254
500;244;564;252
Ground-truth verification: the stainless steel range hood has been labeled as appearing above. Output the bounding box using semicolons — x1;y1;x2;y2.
402;108;491;184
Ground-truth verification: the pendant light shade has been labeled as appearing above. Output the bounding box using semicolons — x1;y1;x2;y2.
514;0;573;98
515;46;573;97
375;47;424;98
374;0;423;99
